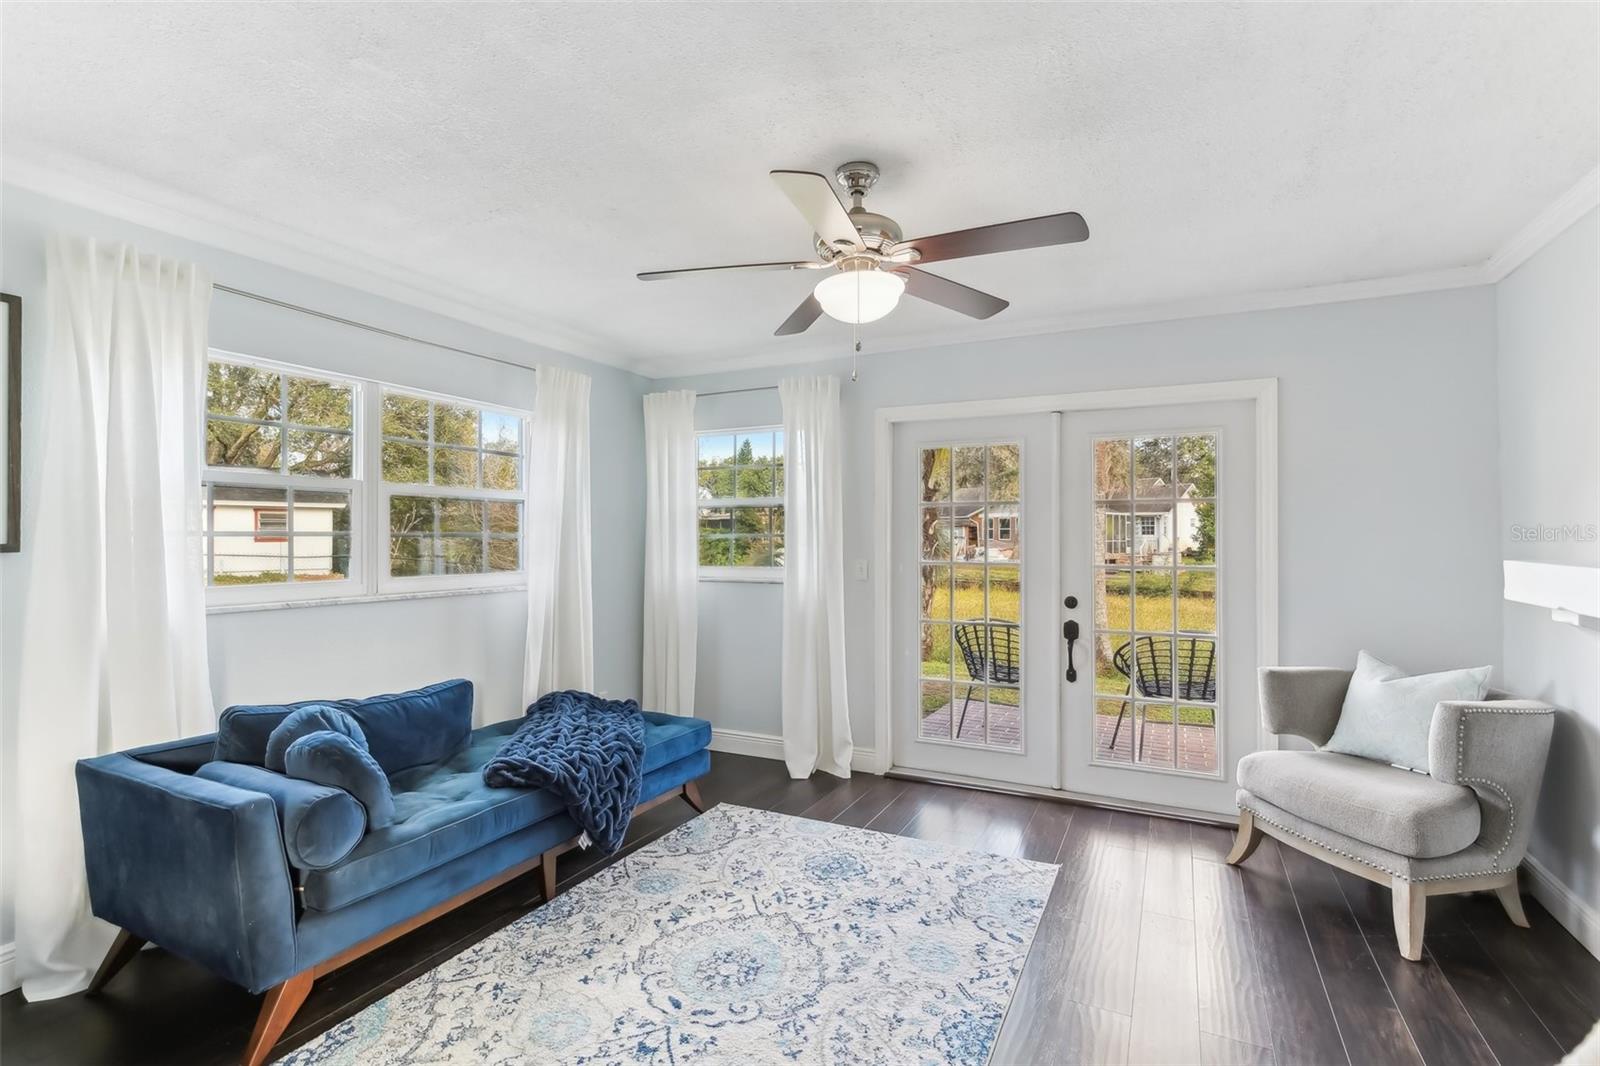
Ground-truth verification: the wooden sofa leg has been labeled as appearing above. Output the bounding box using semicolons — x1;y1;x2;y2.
1392;877;1426;962
87;928;146;994
242;972;313;1066
1494;876;1530;928
1225;809;1263;866
682;780;705;813
541;849;559;902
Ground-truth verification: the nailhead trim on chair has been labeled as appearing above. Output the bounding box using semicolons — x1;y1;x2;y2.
1240;805;1515;885
1453;706;1552;870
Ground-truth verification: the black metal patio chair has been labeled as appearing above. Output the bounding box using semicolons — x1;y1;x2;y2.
952;621;1019;740
1106;635;1217;758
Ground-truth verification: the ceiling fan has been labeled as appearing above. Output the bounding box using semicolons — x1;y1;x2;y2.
638;161;1089;336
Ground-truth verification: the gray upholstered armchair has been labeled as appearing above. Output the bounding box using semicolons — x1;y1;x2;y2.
1228;667;1556;961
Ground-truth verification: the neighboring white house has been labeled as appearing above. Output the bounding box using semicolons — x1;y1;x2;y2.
1100;478;1205;564
210;490;346;578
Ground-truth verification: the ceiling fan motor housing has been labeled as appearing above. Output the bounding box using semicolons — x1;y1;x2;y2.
814;160;903;256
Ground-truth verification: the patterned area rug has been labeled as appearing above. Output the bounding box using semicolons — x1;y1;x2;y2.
278;804;1058;1065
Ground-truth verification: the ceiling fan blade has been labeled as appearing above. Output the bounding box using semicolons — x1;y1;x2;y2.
897;267;1009;319
637;261;828;281
775;293;824;336
770;170;863;251
895;212;1088;265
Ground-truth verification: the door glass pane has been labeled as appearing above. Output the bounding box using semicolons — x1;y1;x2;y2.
988;444;1020;502
920;508;952;561
1134;437;1174;497
920;680;954;740
1091;434;1220;776
1178;500;1215;564
953;445;985;494
1175;435;1217;496
1094;439;1130;499
1137;703;1174;768
921;624;951;678
914;440;1024;752
1178;571;1217;633
987;567;1020;624
1096;697;1133;763
920;447;951;502
921;565;951;618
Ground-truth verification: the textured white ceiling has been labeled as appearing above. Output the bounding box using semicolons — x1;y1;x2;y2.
4;2;1596;375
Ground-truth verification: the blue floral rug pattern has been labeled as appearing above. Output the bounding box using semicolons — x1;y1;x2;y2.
277;804;1058;1066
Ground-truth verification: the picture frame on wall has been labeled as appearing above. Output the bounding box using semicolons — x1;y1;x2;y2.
2;292;19;553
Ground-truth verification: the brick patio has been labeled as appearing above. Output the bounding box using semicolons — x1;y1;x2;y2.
919;699;1217;773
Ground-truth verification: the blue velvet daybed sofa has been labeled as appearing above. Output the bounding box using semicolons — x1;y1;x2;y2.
75;679;712;1066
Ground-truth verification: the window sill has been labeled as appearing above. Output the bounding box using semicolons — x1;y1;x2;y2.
698;568;784;585
207;583;526;615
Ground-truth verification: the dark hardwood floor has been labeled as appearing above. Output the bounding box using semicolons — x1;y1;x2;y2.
3;753;1596;1065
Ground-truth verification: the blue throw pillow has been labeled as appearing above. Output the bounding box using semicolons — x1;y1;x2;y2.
217;679;473;773
265;706;367;773
285;731;396;829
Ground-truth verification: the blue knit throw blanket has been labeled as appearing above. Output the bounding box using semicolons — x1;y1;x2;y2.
482;690;646;854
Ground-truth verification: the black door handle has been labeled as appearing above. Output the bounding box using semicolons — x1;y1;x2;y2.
1063;619;1080;682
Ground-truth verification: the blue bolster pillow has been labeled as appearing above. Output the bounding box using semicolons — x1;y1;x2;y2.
285;731;395;829
265;706;366;773
194;761;366;869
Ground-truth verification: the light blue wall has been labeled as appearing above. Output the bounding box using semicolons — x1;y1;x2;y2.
1495;208;1600;926
0;186;650;947
659;286;1506;755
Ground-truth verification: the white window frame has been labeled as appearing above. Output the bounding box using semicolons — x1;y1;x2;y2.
375;382;528;596
202;350;528;609
697;424;785;584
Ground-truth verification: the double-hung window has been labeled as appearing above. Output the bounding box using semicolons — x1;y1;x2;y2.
697;427;784;580
203;356;361;605
202;351;528;607
378;388;524;591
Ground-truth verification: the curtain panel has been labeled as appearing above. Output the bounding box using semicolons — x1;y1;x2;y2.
522;365;595;705
642;390;698;714
778;375;853;778
15;237;215;1000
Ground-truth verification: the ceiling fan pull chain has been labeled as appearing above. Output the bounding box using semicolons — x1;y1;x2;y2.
852;283;861;381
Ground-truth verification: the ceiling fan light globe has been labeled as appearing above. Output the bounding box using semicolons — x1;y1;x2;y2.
813;269;905;325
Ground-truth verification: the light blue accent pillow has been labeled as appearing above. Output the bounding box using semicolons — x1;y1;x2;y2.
264;705;367;773
285;731;396;829
1322;650;1491;772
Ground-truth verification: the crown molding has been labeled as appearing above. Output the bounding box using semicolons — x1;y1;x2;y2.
2;156;649;375
1484;167;1599;283
8;152;1594;383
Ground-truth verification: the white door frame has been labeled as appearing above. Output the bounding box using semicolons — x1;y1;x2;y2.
871;378;1279;777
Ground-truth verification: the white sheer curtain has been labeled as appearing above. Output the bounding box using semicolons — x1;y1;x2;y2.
522;365;594;704
15;237;215;1000
641;390;697;714
779;376;853;778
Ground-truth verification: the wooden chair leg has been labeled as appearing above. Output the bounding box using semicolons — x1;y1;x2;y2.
541;849;559;902
1494;876;1530;928
241;972;313;1066
682;780;705;813
1225;809;1264;866
1392;877;1426;962
87;928;146;994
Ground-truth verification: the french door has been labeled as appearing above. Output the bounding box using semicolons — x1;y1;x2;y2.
1060;400;1257;815
890;398;1260;816
890;414;1061;787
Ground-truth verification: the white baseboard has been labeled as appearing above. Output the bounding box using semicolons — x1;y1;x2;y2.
709;727;879;774
1524;855;1600;961
1;941;16;994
